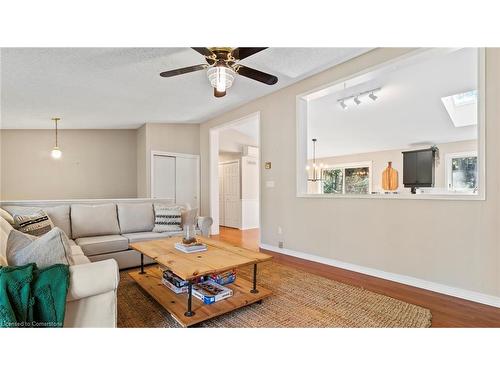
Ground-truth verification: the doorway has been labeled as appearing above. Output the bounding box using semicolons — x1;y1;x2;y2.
209;112;260;236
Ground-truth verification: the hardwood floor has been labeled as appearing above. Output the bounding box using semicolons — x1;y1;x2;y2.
212;226;500;327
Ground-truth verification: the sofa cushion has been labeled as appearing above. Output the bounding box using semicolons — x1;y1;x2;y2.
44;205;72;238
71;254;90;265
122;231;180;243
7;227;75;268
71;204;120;239
117;203;154;234
75;235;129;256
70;243;84;256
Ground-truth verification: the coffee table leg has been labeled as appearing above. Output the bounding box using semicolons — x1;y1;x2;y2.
184;281;195;317
250;264;259;294
139;253;145;274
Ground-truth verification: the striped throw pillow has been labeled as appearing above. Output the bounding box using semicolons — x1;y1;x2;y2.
13;210;54;236
153;205;182;233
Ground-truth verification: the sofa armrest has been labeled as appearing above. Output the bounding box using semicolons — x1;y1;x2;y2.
197;216;213;237
67;259;119;302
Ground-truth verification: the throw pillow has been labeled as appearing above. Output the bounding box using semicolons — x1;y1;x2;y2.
6;227;74;269
13;210;54;236
153;205;182;232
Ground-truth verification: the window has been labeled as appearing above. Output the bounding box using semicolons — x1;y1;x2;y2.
446;152;478;192
322;168;343;194
322;163;372;195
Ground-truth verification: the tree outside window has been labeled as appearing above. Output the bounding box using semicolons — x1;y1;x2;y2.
322;165;370;194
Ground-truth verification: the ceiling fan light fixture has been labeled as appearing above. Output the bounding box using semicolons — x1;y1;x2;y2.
369;91;378;101
339;100;347;110
207;66;235;94
354;96;361;105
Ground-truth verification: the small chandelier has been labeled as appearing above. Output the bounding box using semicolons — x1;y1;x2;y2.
306;138;323;182
51;117;62;159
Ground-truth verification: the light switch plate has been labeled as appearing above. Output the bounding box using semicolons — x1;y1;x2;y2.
264;162;272;169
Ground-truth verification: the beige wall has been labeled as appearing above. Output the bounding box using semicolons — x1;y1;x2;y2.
200;48;500;298
219;128;257;153
0;129;137;200
136;123;200;197
136;124;147;197
313;140;477;193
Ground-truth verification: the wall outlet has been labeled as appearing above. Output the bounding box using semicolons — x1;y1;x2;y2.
278;241;284;249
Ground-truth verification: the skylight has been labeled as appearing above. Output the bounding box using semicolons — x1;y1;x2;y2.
452;90;477;106
441;90;477;128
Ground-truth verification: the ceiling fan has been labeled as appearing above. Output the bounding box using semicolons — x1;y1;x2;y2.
159;47;278;98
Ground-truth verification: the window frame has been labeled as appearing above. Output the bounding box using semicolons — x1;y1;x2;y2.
321;161;373;195
445;151;478;193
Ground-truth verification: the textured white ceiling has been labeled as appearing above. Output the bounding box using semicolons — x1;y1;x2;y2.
0;47;371;129
307;48;478;158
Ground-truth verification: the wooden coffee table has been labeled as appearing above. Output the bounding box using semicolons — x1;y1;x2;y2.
128;236;272;327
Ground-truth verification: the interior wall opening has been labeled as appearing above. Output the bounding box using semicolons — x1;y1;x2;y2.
296;48;485;200
209;112;260;235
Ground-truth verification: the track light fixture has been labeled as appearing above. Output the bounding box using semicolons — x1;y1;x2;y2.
337;87;381;110
368;91;378;101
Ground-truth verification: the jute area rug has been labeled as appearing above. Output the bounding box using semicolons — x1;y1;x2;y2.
118;262;432;328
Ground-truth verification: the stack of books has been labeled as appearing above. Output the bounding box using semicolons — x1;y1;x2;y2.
192;280;233;304
174;241;207;253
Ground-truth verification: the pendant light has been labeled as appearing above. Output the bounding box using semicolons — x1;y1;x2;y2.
307;138;323;182
51;117;62;159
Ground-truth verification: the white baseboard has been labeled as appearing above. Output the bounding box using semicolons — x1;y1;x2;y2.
260;243;500;308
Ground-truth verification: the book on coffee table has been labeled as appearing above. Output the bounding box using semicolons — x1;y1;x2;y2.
192;280;233;304
174;242;207;253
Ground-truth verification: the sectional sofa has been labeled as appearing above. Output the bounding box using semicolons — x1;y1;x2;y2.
1;198;212;269
0;198;213;327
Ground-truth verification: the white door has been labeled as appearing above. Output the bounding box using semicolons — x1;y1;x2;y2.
153;155;176;199
175;156;199;209
220;161;241;228
218;164;225;226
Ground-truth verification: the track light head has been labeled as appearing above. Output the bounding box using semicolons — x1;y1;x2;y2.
354;96;361;105
339;100;347;110
369;91;378;101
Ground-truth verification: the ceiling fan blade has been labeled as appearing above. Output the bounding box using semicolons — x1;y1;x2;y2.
159;64;207;77
231;47;268;60
192;47;213;57
235;65;278;85
214;88;226;98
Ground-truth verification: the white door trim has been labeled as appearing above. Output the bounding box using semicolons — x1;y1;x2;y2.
209;111;261;236
150;151;200;206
